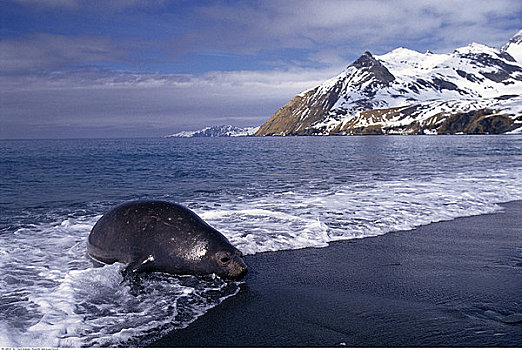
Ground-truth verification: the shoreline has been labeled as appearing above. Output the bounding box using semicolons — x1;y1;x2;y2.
152;201;522;347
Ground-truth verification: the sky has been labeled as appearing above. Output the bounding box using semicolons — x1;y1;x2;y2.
1;0;521;139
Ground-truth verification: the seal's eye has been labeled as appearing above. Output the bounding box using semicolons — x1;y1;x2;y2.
220;256;230;263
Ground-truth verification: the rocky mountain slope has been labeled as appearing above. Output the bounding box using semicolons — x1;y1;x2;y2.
256;30;522;136
167;125;259;137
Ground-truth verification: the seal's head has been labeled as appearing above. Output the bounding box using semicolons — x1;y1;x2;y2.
211;249;248;280
164;232;248;280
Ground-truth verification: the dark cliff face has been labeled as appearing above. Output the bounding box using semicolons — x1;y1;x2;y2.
299;108;520;136
436;110;515;135
255;84;343;136
350;51;395;87
255;94;309;136
457;52;522;83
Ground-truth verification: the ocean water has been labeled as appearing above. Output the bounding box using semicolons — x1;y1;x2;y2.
1;135;521;347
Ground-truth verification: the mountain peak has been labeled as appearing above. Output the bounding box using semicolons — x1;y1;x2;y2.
501;29;522;62
454;42;498;56
509;29;522;41
349;51;395;85
350;51;375;68
388;47;423;56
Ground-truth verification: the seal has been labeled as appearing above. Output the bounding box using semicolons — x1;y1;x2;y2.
87;200;247;280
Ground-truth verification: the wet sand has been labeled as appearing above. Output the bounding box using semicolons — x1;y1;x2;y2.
152;201;522;347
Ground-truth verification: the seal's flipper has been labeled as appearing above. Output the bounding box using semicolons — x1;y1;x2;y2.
121;259;154;288
124;255;156;275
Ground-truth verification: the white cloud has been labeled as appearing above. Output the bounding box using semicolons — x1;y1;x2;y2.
188;0;521;56
10;0;80;9
0;65;341;138
0;33;125;72
2;66;335;93
8;0;165;12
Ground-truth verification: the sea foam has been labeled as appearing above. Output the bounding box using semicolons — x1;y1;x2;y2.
200;168;522;255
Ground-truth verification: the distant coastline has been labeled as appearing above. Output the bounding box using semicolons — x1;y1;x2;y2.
168;123;521;137
166;125;260;138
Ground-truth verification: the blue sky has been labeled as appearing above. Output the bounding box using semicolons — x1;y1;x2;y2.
1;0;521;139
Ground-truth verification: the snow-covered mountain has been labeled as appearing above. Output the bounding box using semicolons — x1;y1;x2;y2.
502;29;522;62
167;125;260;137
256;30;522;136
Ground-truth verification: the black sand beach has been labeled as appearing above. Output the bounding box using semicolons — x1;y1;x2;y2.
153;201;522;347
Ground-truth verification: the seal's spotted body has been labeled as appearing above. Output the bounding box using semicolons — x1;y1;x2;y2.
87;200;247;280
